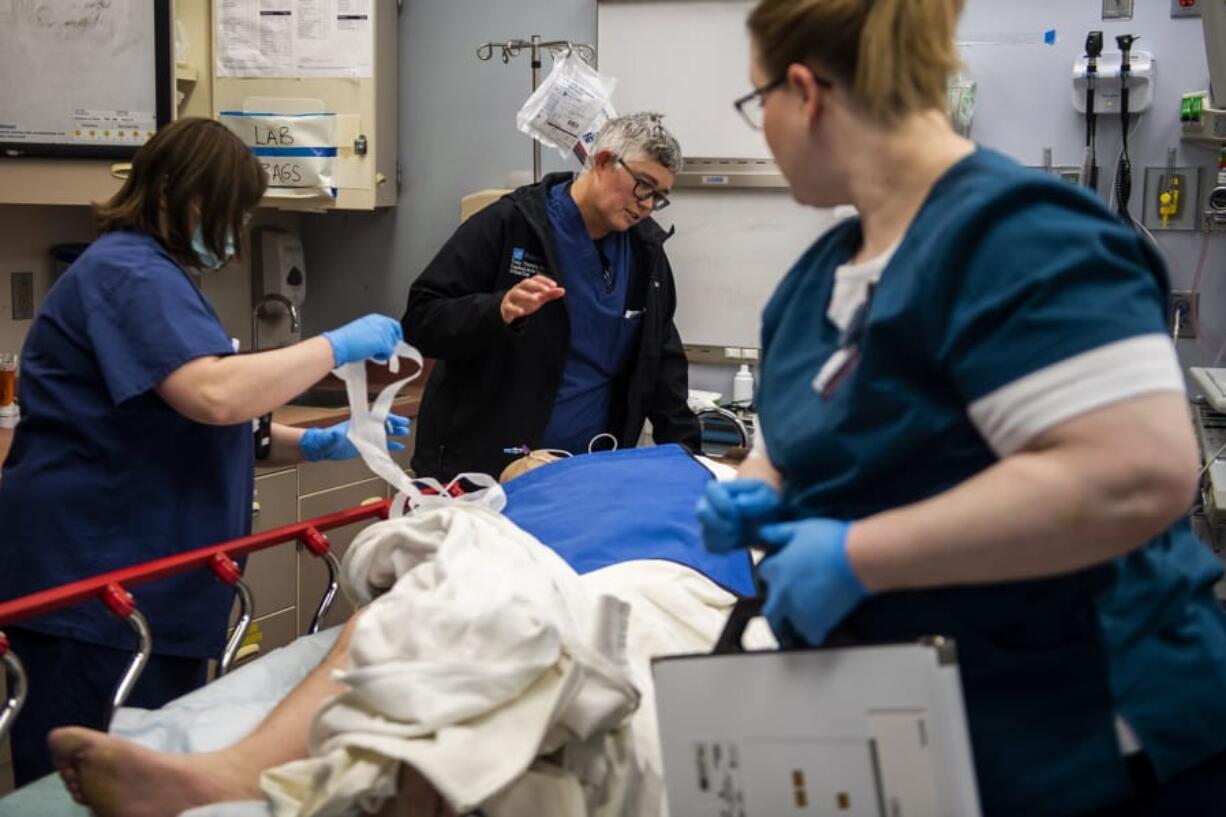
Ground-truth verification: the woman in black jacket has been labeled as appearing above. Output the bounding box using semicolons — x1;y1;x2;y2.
402;112;701;481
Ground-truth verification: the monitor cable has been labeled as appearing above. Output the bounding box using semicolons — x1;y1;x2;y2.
1114;34;1138;221
1083;31;1103;191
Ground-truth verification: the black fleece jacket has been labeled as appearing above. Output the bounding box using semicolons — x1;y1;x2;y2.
402;173;700;481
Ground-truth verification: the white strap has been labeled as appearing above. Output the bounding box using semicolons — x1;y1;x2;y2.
333;344;507;515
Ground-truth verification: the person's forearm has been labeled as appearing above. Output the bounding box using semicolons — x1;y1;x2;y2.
263;422;308;466
160;337;335;425
737;453;783;490
848;442;1193;593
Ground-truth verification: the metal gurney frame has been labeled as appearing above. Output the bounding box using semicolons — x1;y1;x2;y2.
0;497;396;744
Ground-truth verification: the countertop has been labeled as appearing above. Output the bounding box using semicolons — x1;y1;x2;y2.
272;363;428;428
271;385;424;429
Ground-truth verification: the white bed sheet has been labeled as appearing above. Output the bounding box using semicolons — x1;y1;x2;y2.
117;629;342;817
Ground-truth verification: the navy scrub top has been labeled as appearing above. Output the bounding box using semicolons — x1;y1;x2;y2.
0;231;253;659
757;149;1226;817
540;180;641;453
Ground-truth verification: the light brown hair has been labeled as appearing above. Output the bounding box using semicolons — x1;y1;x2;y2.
747;0;965;125
95;117;267;267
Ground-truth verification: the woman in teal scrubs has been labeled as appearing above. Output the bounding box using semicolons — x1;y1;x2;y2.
699;1;1226;815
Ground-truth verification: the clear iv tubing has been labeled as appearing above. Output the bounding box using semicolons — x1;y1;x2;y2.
502;433;620;459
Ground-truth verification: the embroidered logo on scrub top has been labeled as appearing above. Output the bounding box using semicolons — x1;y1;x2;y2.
509;247;549;279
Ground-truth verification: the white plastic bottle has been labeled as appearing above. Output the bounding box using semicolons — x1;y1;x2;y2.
732;364;754;405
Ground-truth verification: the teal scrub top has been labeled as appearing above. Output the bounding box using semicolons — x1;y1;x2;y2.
757;148;1226;817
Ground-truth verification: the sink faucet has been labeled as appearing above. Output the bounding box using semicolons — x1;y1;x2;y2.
252;293;301;352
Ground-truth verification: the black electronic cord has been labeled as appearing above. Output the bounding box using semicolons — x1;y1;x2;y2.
1115;34;1138;220
1084;31;1103;191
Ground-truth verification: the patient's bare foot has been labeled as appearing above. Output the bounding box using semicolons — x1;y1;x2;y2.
49;727;261;817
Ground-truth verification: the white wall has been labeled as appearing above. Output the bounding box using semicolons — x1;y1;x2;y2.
299;0;1225;397
298;0;596;337
957;0;1222;369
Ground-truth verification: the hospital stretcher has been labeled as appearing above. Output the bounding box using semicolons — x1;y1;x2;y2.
0;446;983;817
0;497;399;747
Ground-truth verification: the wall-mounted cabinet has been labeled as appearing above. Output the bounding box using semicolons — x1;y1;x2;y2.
211;0;400;211
0;159;126;208
0;0;398;211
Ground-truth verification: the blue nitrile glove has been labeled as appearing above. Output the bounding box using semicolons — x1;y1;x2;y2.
696;478;783;554
321;314;403;367
300;415;411;462
756;519;868;647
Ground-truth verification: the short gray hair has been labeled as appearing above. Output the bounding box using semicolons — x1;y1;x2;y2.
585;112;683;174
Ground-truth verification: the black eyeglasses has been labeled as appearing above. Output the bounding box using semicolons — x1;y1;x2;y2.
733;72;834;130
616;157;671;211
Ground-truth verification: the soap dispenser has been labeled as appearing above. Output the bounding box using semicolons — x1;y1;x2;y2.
732;364;754;405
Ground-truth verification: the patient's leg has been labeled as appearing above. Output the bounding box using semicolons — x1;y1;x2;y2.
49;611;363;817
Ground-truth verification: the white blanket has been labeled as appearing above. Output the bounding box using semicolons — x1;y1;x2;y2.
258;502;773;817
261;500;774;809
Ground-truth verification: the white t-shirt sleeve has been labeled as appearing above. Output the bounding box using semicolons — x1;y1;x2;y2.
967;333;1185;457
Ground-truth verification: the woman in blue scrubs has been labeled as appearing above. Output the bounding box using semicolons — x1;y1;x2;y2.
0;117;407;785
700;1;1226;815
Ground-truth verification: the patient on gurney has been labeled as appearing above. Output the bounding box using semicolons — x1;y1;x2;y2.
46;446;761;817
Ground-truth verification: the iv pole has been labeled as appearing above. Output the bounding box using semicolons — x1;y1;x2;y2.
476;36;597;183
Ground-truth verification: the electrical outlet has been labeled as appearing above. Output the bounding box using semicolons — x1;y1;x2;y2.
1170;290;1199;339
1103;0;1134;20
1172;0;1201;18
10;272;33;321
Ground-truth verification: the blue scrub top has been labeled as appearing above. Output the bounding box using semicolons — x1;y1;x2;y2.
758;149;1226;817
0;231;253;659
540;180;642;453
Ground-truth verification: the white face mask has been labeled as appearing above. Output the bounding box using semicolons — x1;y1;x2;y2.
190;225;236;272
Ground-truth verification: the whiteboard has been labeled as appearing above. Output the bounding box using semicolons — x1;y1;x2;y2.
654;190;848;348
599;1;848;348
598;0;768;159
0;0;171;159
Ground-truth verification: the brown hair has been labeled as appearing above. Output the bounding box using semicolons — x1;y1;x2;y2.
747;0;964;125
95;117;267;267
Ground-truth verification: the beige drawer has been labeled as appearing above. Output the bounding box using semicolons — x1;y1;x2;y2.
297;445;411;495
230;541;297;625
230;470;300;623
255;463;296;479
229;607;299;671
297;477;387;633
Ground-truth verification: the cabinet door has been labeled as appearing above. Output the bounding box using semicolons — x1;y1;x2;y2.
298;477;387;634
232;469;299;624
210;0;399;210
